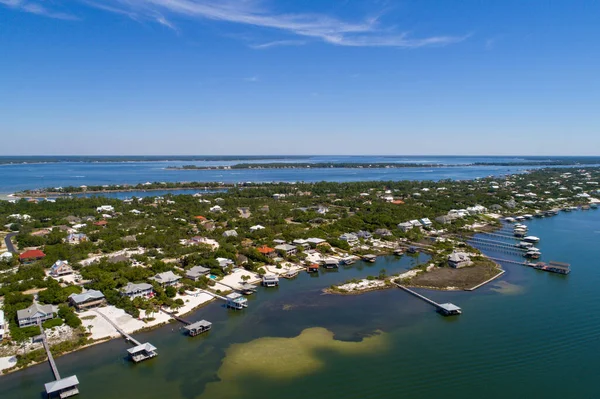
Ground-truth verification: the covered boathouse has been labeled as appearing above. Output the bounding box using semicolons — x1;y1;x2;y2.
127;343;157;363
44;375;80;398
262;274;279;287
437;303;462;316
184;320;212;337
226;293;248;309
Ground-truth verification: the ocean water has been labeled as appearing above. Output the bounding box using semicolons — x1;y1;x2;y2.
0;156;540;194
1;210;599;398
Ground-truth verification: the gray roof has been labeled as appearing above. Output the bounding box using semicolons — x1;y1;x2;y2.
186;265;210;277
262;274;279;281
127;342;157;354
184;320;212;331
151;271;180;284
45;375;79;394
17;303;54;321
306;237;327;244
68;290;104;304
448;252;471;263
439;303;461;312
275;244;296;251
121;282;153;295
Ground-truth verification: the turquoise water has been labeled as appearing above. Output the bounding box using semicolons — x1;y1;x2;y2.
1;211;599;398
0;156;539;194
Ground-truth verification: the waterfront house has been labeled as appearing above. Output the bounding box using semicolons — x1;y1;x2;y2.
257;245;277;258
68;290;106;311
121;282;154;299
306;238;328;247
226;292;248;309
397;222;413;232
96;205;115;213
186;266;211;281
222;229;238;238
17;302;56;327
275;244;297;257
151;271;181;287
339;233;359;244
50;260;73;277
307;263;320;273
356;231;373;240
19;249;46;264
419;218;433;228
292;239;310;250
250;225;265;232
374;228;393;237
262;274;280;287
0;310;5;341
448;252;473;268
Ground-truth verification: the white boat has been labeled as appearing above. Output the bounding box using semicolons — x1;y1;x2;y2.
504;217;516;223
523;236;540;243
515;216;525;221
523;214;533;219
514;224;528;230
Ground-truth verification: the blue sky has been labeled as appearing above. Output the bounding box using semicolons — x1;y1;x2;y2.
0;0;598;155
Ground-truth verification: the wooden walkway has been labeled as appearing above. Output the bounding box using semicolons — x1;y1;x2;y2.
478;232;521;241
466;270;506;291
39;324;60;380
159;308;191;325
198;289;227;301
487;256;531;266
93;310;141;346
392;282;461;315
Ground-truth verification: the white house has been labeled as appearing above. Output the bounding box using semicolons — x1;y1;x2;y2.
121;282;154;299
0;310;5;340
339;233;359;244
250;225;265;232
398;222;413;232
96;205;115;213
223;230;238;238
17;303;56;327
275;244;297;257
210;205;222;213
50;260;73;277
151;271;181;287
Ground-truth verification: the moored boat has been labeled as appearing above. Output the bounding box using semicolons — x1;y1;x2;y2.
362;254;377;263
524;236;540;243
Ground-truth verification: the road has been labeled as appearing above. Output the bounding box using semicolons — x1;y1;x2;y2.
3;232;17;253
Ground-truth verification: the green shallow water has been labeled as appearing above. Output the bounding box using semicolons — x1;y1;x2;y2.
2;211;600;398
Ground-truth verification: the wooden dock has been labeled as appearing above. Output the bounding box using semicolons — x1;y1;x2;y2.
93;310;158;362
198;289;227;301
466;270;506;291
93;310;141;346
393;282;461;316
39;324;80;398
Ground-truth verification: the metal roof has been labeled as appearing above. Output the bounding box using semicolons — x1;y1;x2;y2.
127;343;157;354
68;290;105;304
45;375;79;394
184;320;212;330
439;303;461;312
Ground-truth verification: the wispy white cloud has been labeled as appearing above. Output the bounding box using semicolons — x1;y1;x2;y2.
249;40;307;50
2;0;467;48
0;0;78;20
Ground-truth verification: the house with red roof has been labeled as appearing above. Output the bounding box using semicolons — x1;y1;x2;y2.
94;220;108;227
19;249;46;263
257;245;276;258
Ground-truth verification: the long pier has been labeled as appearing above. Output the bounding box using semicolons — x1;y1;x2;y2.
392;282;461;316
478;231;521;241
466;270;506;291
159;308;191;325
93;310;141;346
39;324;79;398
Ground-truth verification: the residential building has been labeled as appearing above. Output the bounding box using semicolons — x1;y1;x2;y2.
50;260;73;277
250;225;265;232
226;292;248;309
96;205;114;213
435;215;456;225
419;218;433;228
397;222;413;232
17;303;55;327
217;257;235;269
448;252;473;268
409;220;423;229
209;205;222;213
257;245;277;258
121;282;154;299
190;236;220;250
356;231;372;240
66;233;87;244
306;237;328;247
374;228;393;237
0;310;5;341
222;230;238;238
186;266;211;281
292;239;310;250
68;290;106;311
275;244;297;257
339;233;359;244
151;271;181;287
19;249;46;263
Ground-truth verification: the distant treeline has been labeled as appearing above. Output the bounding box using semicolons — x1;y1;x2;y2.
168;158;600;170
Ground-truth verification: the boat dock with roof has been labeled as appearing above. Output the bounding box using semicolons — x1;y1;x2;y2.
393;282;461;316
39;324;80;398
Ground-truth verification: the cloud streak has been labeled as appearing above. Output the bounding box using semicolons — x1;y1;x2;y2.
2;0;467;48
0;0;78;20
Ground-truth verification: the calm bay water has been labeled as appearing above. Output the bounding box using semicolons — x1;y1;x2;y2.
2;210;600;398
0;156;538;194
